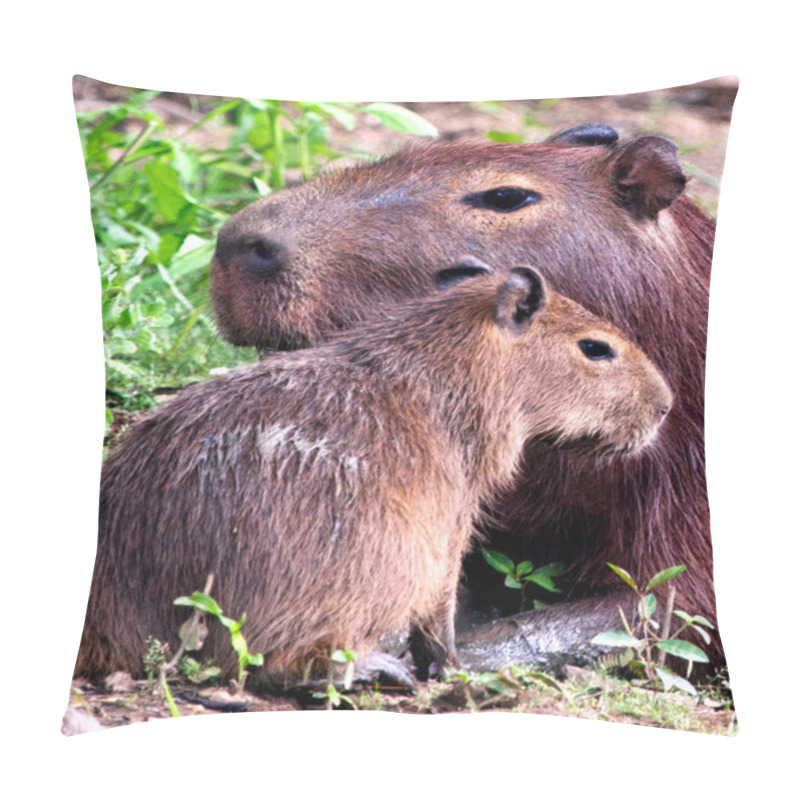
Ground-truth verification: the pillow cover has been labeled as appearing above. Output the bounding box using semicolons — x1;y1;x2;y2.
65;75;737;735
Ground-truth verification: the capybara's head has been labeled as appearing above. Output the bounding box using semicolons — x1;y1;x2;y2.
434;261;673;457
210;126;694;355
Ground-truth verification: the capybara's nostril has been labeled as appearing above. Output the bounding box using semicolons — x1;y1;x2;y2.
242;237;286;275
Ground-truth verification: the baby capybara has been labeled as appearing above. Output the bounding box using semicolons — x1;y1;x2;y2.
209;126;726;665
77;262;671;690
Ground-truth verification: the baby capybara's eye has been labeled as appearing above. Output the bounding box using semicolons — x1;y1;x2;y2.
578;339;616;360
463;187;541;212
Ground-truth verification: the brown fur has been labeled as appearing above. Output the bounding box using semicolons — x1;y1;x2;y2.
77;267;671;689
210;132;725;665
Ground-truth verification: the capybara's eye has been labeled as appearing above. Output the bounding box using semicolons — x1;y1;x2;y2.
578;339;616;361
463;187;541;212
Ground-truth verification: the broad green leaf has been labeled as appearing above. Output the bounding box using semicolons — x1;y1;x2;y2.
639;593;657;620
144;160;191;222
157;232;185;265
690;625;711;645
645;565;686;591
516;561;533;576
655;667;697;696
360;103;438;137
504;575;523;589
482;549;515;575
312;102;358;131
174;591;222;617
655;639;709;663
591;631;642;648
606;563;637;591
537;562;566;577
525;573;560;593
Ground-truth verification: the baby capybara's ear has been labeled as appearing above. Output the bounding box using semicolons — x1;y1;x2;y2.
435;256;495;290
608;135;687;220
494;266;548;333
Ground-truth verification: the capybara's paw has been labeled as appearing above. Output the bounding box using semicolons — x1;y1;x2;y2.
353;651;416;689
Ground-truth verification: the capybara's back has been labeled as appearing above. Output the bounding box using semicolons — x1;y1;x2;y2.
77;263;671;690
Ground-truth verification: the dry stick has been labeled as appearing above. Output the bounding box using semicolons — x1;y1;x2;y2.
657;585;676;669
158;573;216;715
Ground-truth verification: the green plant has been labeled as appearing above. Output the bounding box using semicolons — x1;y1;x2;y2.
173;591;264;691
142;635;171;686
447;665;563;711
591;564;714;695
482;548;564;611
178;656;222;685
312;647;359;709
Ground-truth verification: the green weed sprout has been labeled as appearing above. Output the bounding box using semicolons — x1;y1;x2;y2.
482;548;564;612
313;647;359;709
591;564;714;695
174;591;264;691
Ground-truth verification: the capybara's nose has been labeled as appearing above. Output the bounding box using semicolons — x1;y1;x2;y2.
237;236;288;276
215;213;290;276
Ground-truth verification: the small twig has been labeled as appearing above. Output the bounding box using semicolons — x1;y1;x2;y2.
158;573;215;716
163;572;215;672
657;586;676;669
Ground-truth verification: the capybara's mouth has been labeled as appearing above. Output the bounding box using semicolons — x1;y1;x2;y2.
531;427;659;459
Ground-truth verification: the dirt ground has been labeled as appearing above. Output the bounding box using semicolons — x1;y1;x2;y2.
66;77;738;737
64;665;735;736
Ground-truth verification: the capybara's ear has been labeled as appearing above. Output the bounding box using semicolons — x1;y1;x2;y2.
546;124;619;148
436;256;495;290
609;135;687;219
495;266;548;332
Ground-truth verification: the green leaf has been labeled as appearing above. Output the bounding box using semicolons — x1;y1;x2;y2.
360;103;438;137
536;562;566;577
645;565;686;591
174;592;222;618
107;337;137;356
690;625;711;645
516;561;533;576
591;631;642;648
672;612;714;630
655;667;697;696
311;102;358;131
606;563;638;591
331;648;356;663
504;575;523;589
524;573;560;593
143;160;191;222
639;593;657;620
655;639;709;663
486;130;525;143
482;549;515;575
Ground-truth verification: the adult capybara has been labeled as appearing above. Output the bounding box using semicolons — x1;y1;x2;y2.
209;125;725;666
76;262;671;690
